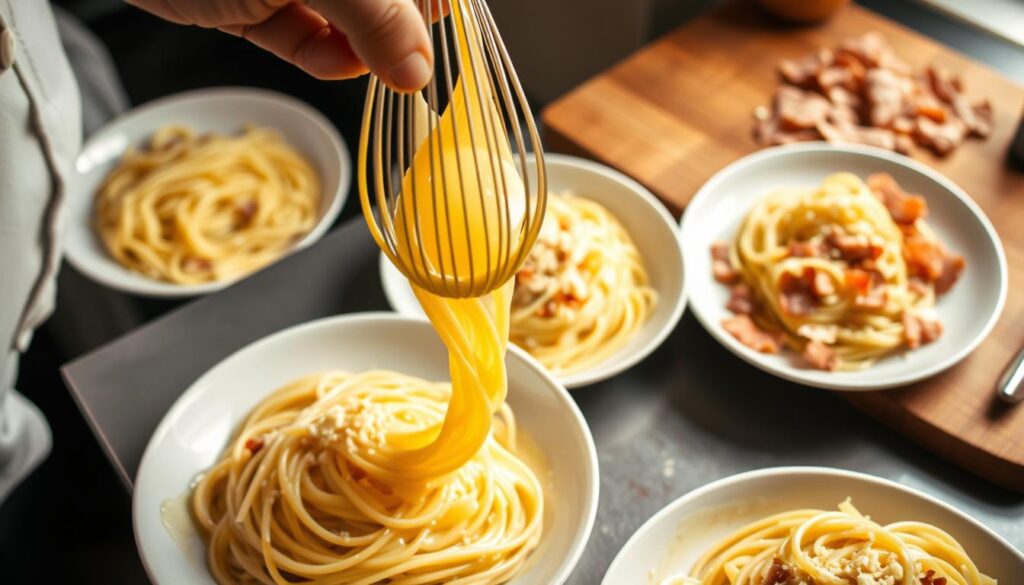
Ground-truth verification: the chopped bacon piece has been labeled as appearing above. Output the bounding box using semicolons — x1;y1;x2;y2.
776;86;833;130
722;314;781;353
844;268;872;295
914;96;948;123
920;569;948;585
892;116;915;135
898;221;919;239
754;116;821;146
904;237;944;281
894;134;915;155
828;104;861;127
779;272;816;316
803;339;839;371
817;118;895;150
182;256;213;273
756;33;992;157
971;100;993;137
244;435;265;455
781;267;842;311
711;241;739;284
854;288;887;309
778;48;834;88
904;311;944;349
908;277;930;297
837;31;892;68
537;300;557;318
817;66;856;92
236;200;258;225
927;66;961;103
711;241;730;261
915;116;967;156
350;465;368;481
765;558;793;585
922;314;943;343
868;172;928;224
865;68;908;128
953;95;993;138
825;226;883;263
826;86;863;117
787;239;823;258
726;283;756;315
834;51;867;82
798;323;838;344
903;311;922;348
555;291;582;310
934;252;965;294
804;267;836;297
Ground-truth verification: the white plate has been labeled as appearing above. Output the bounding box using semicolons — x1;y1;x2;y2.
603;466;1024;584
133;313;599;585
380;153;687;388
67;87;351;297
680;143;1006;391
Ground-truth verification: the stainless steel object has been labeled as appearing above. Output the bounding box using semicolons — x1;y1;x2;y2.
997;345;1024;403
358;0;546;299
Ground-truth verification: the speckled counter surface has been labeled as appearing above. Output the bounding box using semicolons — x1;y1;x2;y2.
62;219;1023;584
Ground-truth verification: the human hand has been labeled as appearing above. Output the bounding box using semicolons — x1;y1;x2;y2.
126;0;434;91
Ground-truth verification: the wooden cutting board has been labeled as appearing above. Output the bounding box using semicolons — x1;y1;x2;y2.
543;1;1024;491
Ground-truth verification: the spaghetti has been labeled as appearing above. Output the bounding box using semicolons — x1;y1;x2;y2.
95;125;320;284
510;193;656;374
714;172;964;371
666;500;995;585
193;1;546;583
192;370;543;585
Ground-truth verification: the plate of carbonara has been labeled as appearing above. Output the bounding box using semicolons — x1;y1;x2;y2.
380;154;686;388
66;87;350;297
680;143;1005;391
603;467;1020;585
133;313;598;585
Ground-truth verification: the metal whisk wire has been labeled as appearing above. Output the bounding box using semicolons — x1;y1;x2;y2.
358;0;547;299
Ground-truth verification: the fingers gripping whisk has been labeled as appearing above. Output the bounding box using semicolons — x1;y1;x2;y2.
358;0;547;299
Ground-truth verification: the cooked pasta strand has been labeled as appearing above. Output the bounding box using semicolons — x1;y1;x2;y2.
510;194;656;374
95;125;320;284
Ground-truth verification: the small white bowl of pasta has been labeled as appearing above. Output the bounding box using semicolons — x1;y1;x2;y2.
66;87;350;297
680;142;1006;391
603;466;1022;585
133;313;599;585
380;153;687;388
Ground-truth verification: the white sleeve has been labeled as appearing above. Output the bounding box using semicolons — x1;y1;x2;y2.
0;0;81;395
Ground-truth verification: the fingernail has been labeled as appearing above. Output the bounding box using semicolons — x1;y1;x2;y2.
389;52;431;91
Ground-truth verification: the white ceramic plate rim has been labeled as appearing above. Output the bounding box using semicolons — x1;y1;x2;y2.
65;86;351;298
603;465;1024;583
679;142;1007;391
132;312;599;585
380;153;688;389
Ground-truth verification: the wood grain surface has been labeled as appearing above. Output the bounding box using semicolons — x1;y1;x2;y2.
543;1;1024;490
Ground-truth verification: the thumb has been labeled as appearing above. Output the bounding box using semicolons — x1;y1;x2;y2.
308;0;433;92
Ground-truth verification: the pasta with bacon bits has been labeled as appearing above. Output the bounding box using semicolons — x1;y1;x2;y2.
661;499;995;585
713;172;964;371
510;193;656;375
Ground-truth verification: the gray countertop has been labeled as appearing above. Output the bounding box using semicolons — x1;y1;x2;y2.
62;218;1024;585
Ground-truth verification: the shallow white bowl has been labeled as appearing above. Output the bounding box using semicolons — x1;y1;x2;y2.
603;466;1023;584
66;87;350;297
381;153;687;388
680;143;1006;391
133;313;599;585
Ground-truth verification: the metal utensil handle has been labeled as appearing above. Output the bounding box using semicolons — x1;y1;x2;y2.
997;345;1024;403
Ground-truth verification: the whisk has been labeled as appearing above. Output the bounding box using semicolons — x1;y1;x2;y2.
358;0;546;299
